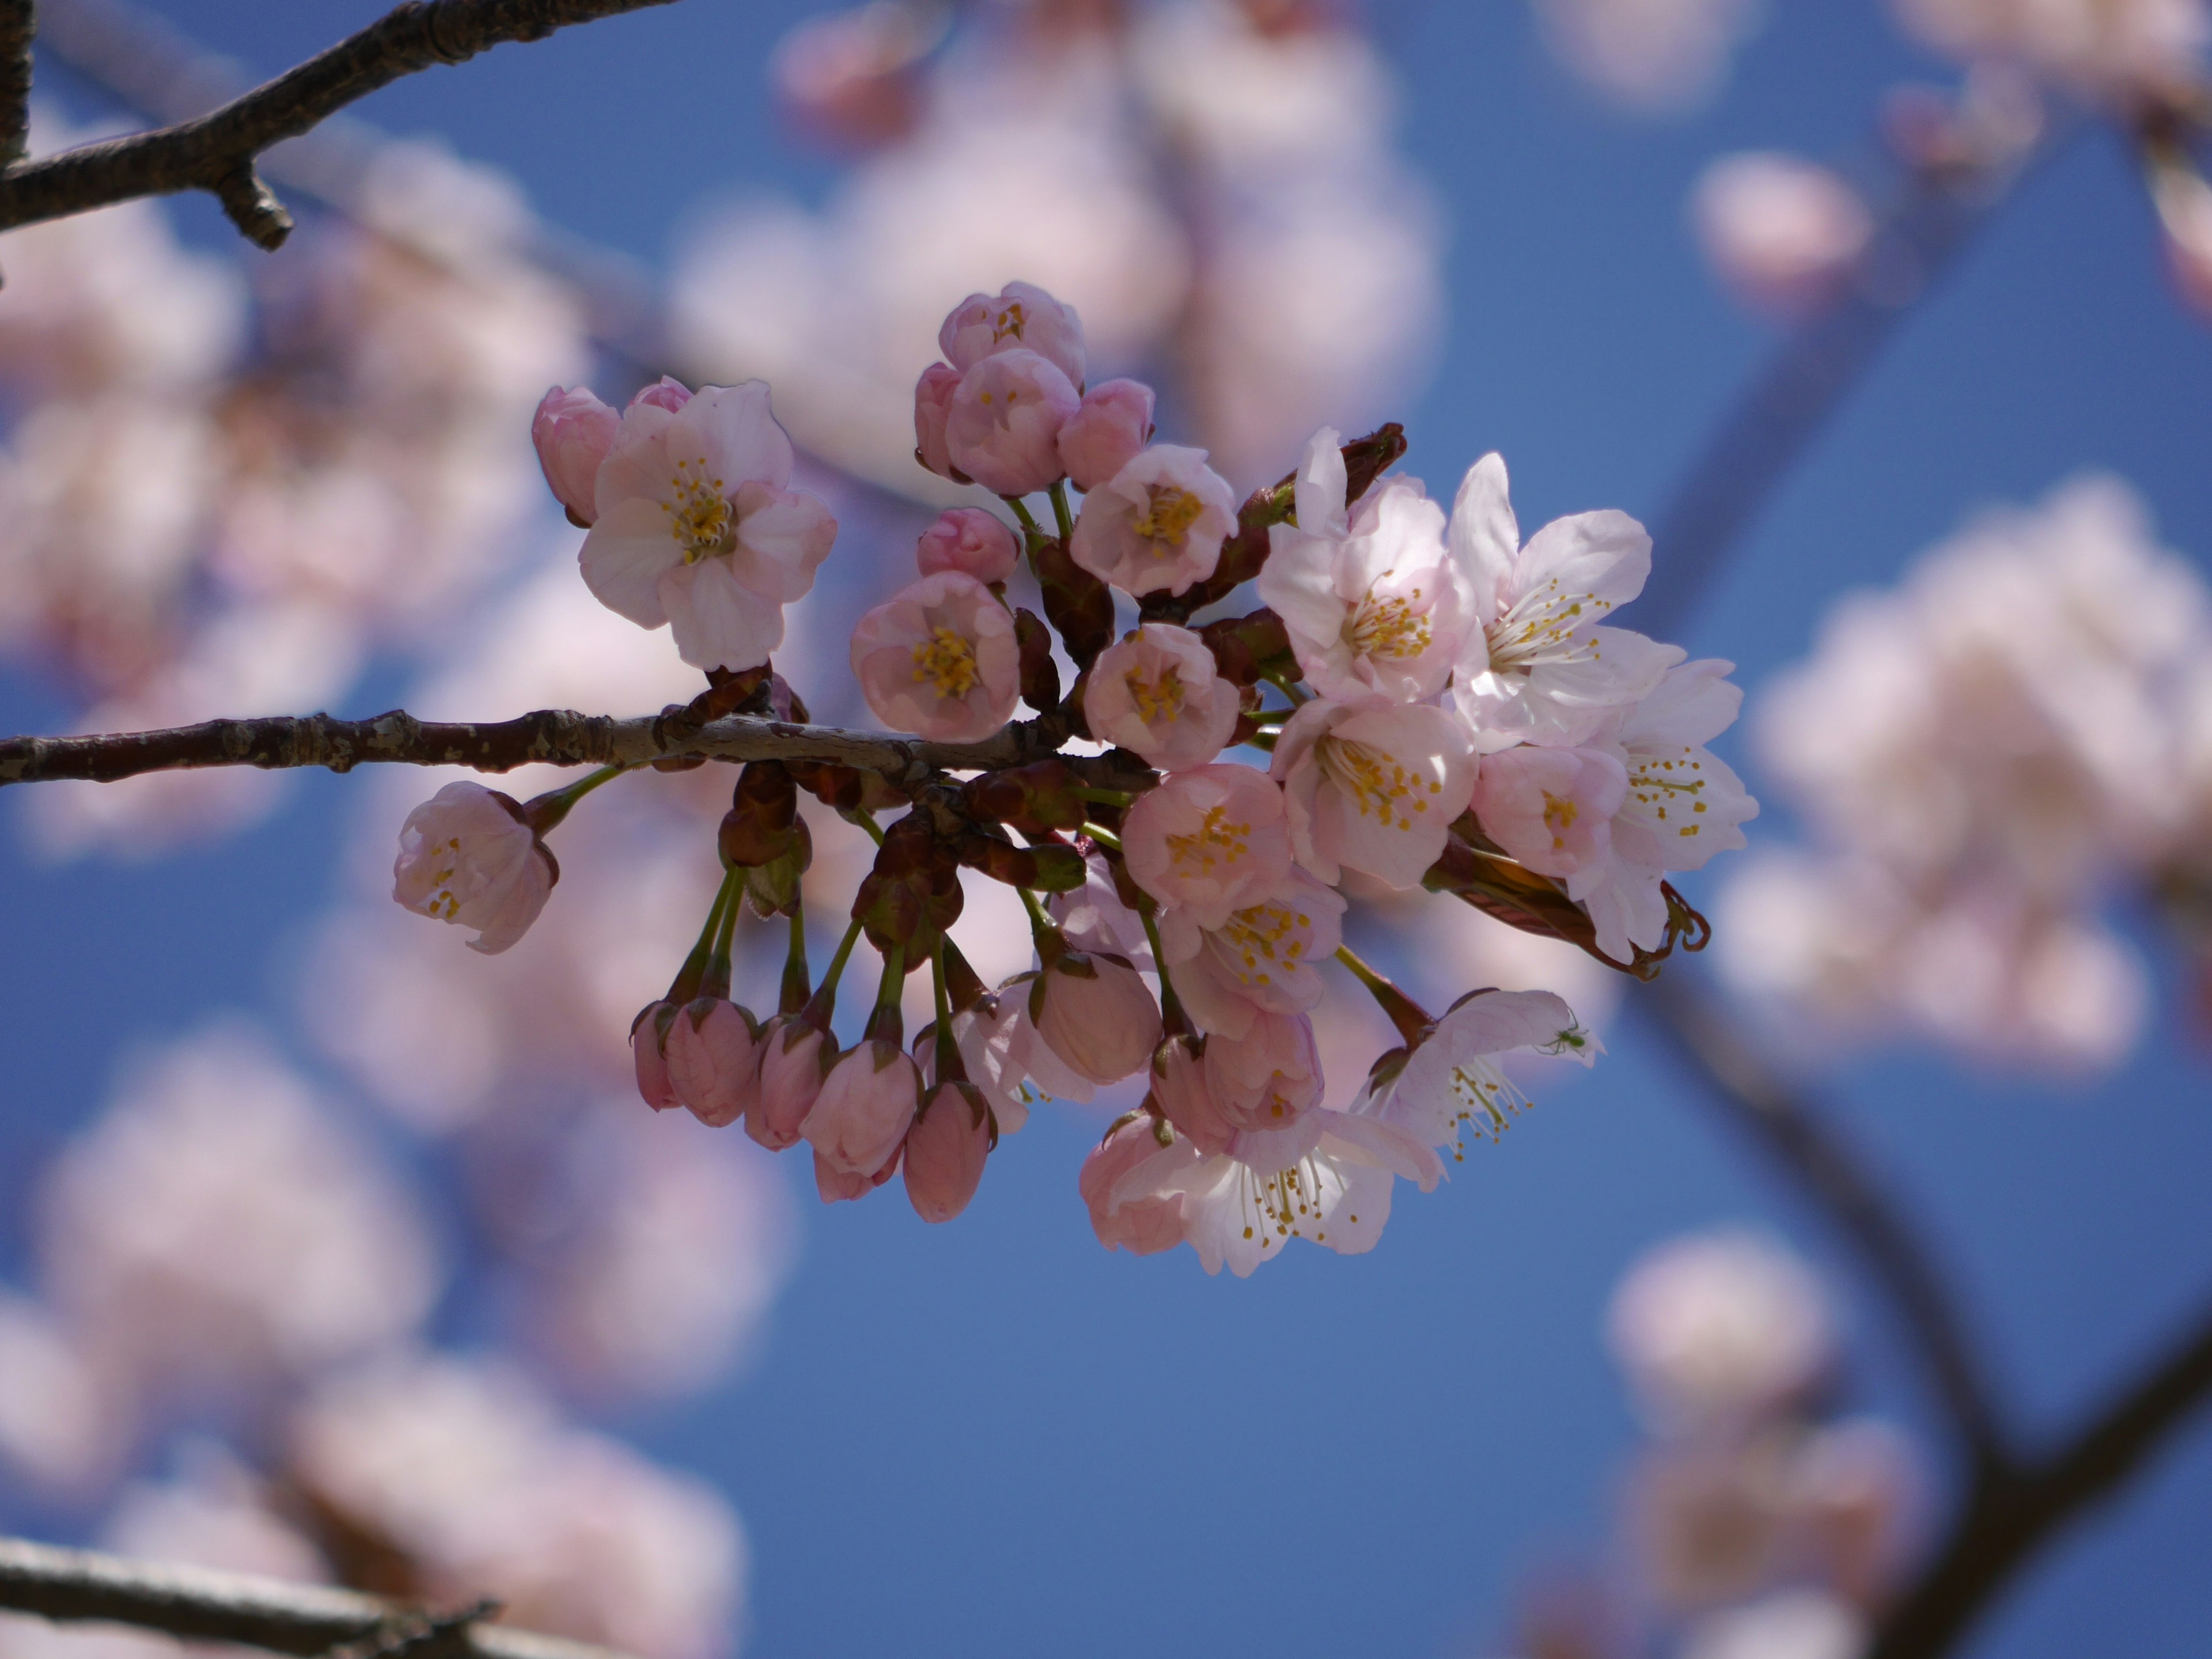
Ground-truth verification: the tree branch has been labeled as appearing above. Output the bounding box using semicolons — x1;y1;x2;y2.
0;1535;628;1659
0;0;31;169
0;0;683;245
1637;973;2013;1478
0;706;1145;791
1866;1294;2212;1659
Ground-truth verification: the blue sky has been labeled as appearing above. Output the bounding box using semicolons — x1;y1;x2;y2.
6;2;2212;1656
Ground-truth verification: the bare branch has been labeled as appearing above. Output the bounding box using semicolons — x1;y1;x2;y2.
1638;974;2013;1476
0;0;30;169
1866;1296;2212;1659
0;1535;628;1659
0;705;1150;791
0;0;683;244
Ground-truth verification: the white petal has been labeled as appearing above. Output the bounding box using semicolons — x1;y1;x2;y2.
686;382;794;492
1449;453;1520;621
577;497;679;627
663;558;783;671
1513;508;1652;613
1622;657;1744;751
1292;426;1348;539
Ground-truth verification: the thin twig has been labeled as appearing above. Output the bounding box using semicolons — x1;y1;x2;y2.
1637;973;2012;1477
0;0;31;169
0;706;1145;791
0;0;684;244
0;1536;626;1659
1865;1295;2212;1659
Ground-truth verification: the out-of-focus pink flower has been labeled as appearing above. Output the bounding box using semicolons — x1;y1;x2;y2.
1258;428;1469;703
940;281;1088;389
579;381;836;672
1471;744;1630;878
1069;445;1238;597
1156;868;1346;1038
2152;161;2212;319
632;1002;679;1112
771;3;935;150
1359;987;1591;1152
1891;0;2207;104
1083;624;1243;770
945;349;1081;496
1122;762;1294;927
1679;1589;1864;1659
532;386;620;527
1058;378;1156;491
915;507;1021;583
850;570;1022;741
1032;950;1162;1086
1080;1116;1187;1256
1692;153;1873;319
801;1039;921;1177
1449;452;1673;750
392;781;556;955
665;999;762;1128
750;1019;834;1149
1272;697;1476;889
904;1083;991;1222
914;361;964;482
1537;0;1763;112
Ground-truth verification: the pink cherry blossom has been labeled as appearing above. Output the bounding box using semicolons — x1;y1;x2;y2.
915;507;1020;584
664;998;762;1128
1358;987;1592;1153
1257;427;1469;703
939;281;1087;389
1047;853;1155;971
1692;153;1873;319
1155;868;1346;1038
850;570;1022;742
1448;452;1674;750
1157;1013;1323;1157
1031;950;1162;1086
1068;445;1237;598
942;992;1041;1128
1271;698;1476;889
631;1002;679;1112
1470;743;1630;878
903;1083;991;1223
1080;1116;1187;1256
914;362;964;482
945;349;1081;497
1057;378;1156;491
801;1039;921;1177
578;381;837;673
814;1145;901;1203
392;781;556;955
1083;624;1243;770
748;1018;832;1150
1121;762;1294;928
531;387;619;527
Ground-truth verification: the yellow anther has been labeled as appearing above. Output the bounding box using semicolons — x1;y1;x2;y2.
911;627;981;698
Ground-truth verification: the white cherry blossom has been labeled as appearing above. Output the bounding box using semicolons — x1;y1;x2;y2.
393;781;558;955
1355;987;1592;1156
1271;696;1476;889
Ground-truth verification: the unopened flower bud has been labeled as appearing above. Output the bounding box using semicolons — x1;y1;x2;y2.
916;507;1020;584
1032;951;1161;1086
392;781;557;955
914;362;964;481
904;1082;991;1223
531;386;618;527
801;1038;921;1176
631;1001;680;1112
815;1144;902;1203
1080;1114;1186;1255
1057;378;1155;492
665;997;763;1128
750;1017;833;1150
946;350;1080;497
628;374;693;414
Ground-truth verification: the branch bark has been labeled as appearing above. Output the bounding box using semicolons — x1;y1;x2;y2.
0;706;1139;791
0;0;683;244
0;1535;628;1659
1637;973;2012;1477
0;0;31;169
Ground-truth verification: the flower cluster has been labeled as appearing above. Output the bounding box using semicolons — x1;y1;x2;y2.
402;278;1753;1275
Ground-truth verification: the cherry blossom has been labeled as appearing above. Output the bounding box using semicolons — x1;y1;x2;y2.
632;1002;680;1112
851;570;1022;741
1890;0;2208;103
1122;762;1295;927
914;361;963;481
1058;377;1157;491
1154;1012;1325;1157
1357;987;1592;1154
944;349;1082;496
1447;452;1674;750
1471;744;1631;879
1692;153;1874;319
1257;427;1468;703
531;385;620;526
1029;949;1164;1086
577;381;836;672
1155;868;1346;1038
393;781;558;955
940;281;1088;388
1271;696;1476;889
801;1039;921;1179
904;1084;991;1223
664;998;763;1129
1068;444;1238;597
1536;0;1764;111
1082;624;1244;770
915;507;1020;584
1080;1116;1188;1257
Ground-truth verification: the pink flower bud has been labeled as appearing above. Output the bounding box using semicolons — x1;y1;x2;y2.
1032;952;1161;1086
392;781;556;955
531;386;619;528
939;281;1086;389
916;507;1020;584
1069;445;1237;598
1084;623;1242;771
665;998;762;1128
628;375;694;414
914;362;964;482
815;1143;902;1203
749;1018;831;1150
632;1001;679;1112
801;1038;921;1176
1056;378;1155;492
945;350;1080;497
851;570;1022;743
904;1083;991;1223
1080;1116;1186;1255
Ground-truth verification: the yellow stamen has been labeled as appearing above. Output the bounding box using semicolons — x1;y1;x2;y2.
912;626;980;698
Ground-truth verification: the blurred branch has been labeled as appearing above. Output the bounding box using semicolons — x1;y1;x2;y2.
1638;973;2012;1477
0;1535;628;1659
1866;1295;2212;1659
0;0;684;248
0;0;30;168
0;705;1142;790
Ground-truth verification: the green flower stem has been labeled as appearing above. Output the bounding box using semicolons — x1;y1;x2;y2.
779;902;812;1017
1072;786;1136;808
668;869;740;1005
1334;944;1433;1047
1048;479;1075;541
865;940;907;1047
1138;906;1189;1037
521;762;632;836
843;809;886;847
801;915;867;1029
1005;495;1042;533
1080;821;1124;852
930;940;963;1084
